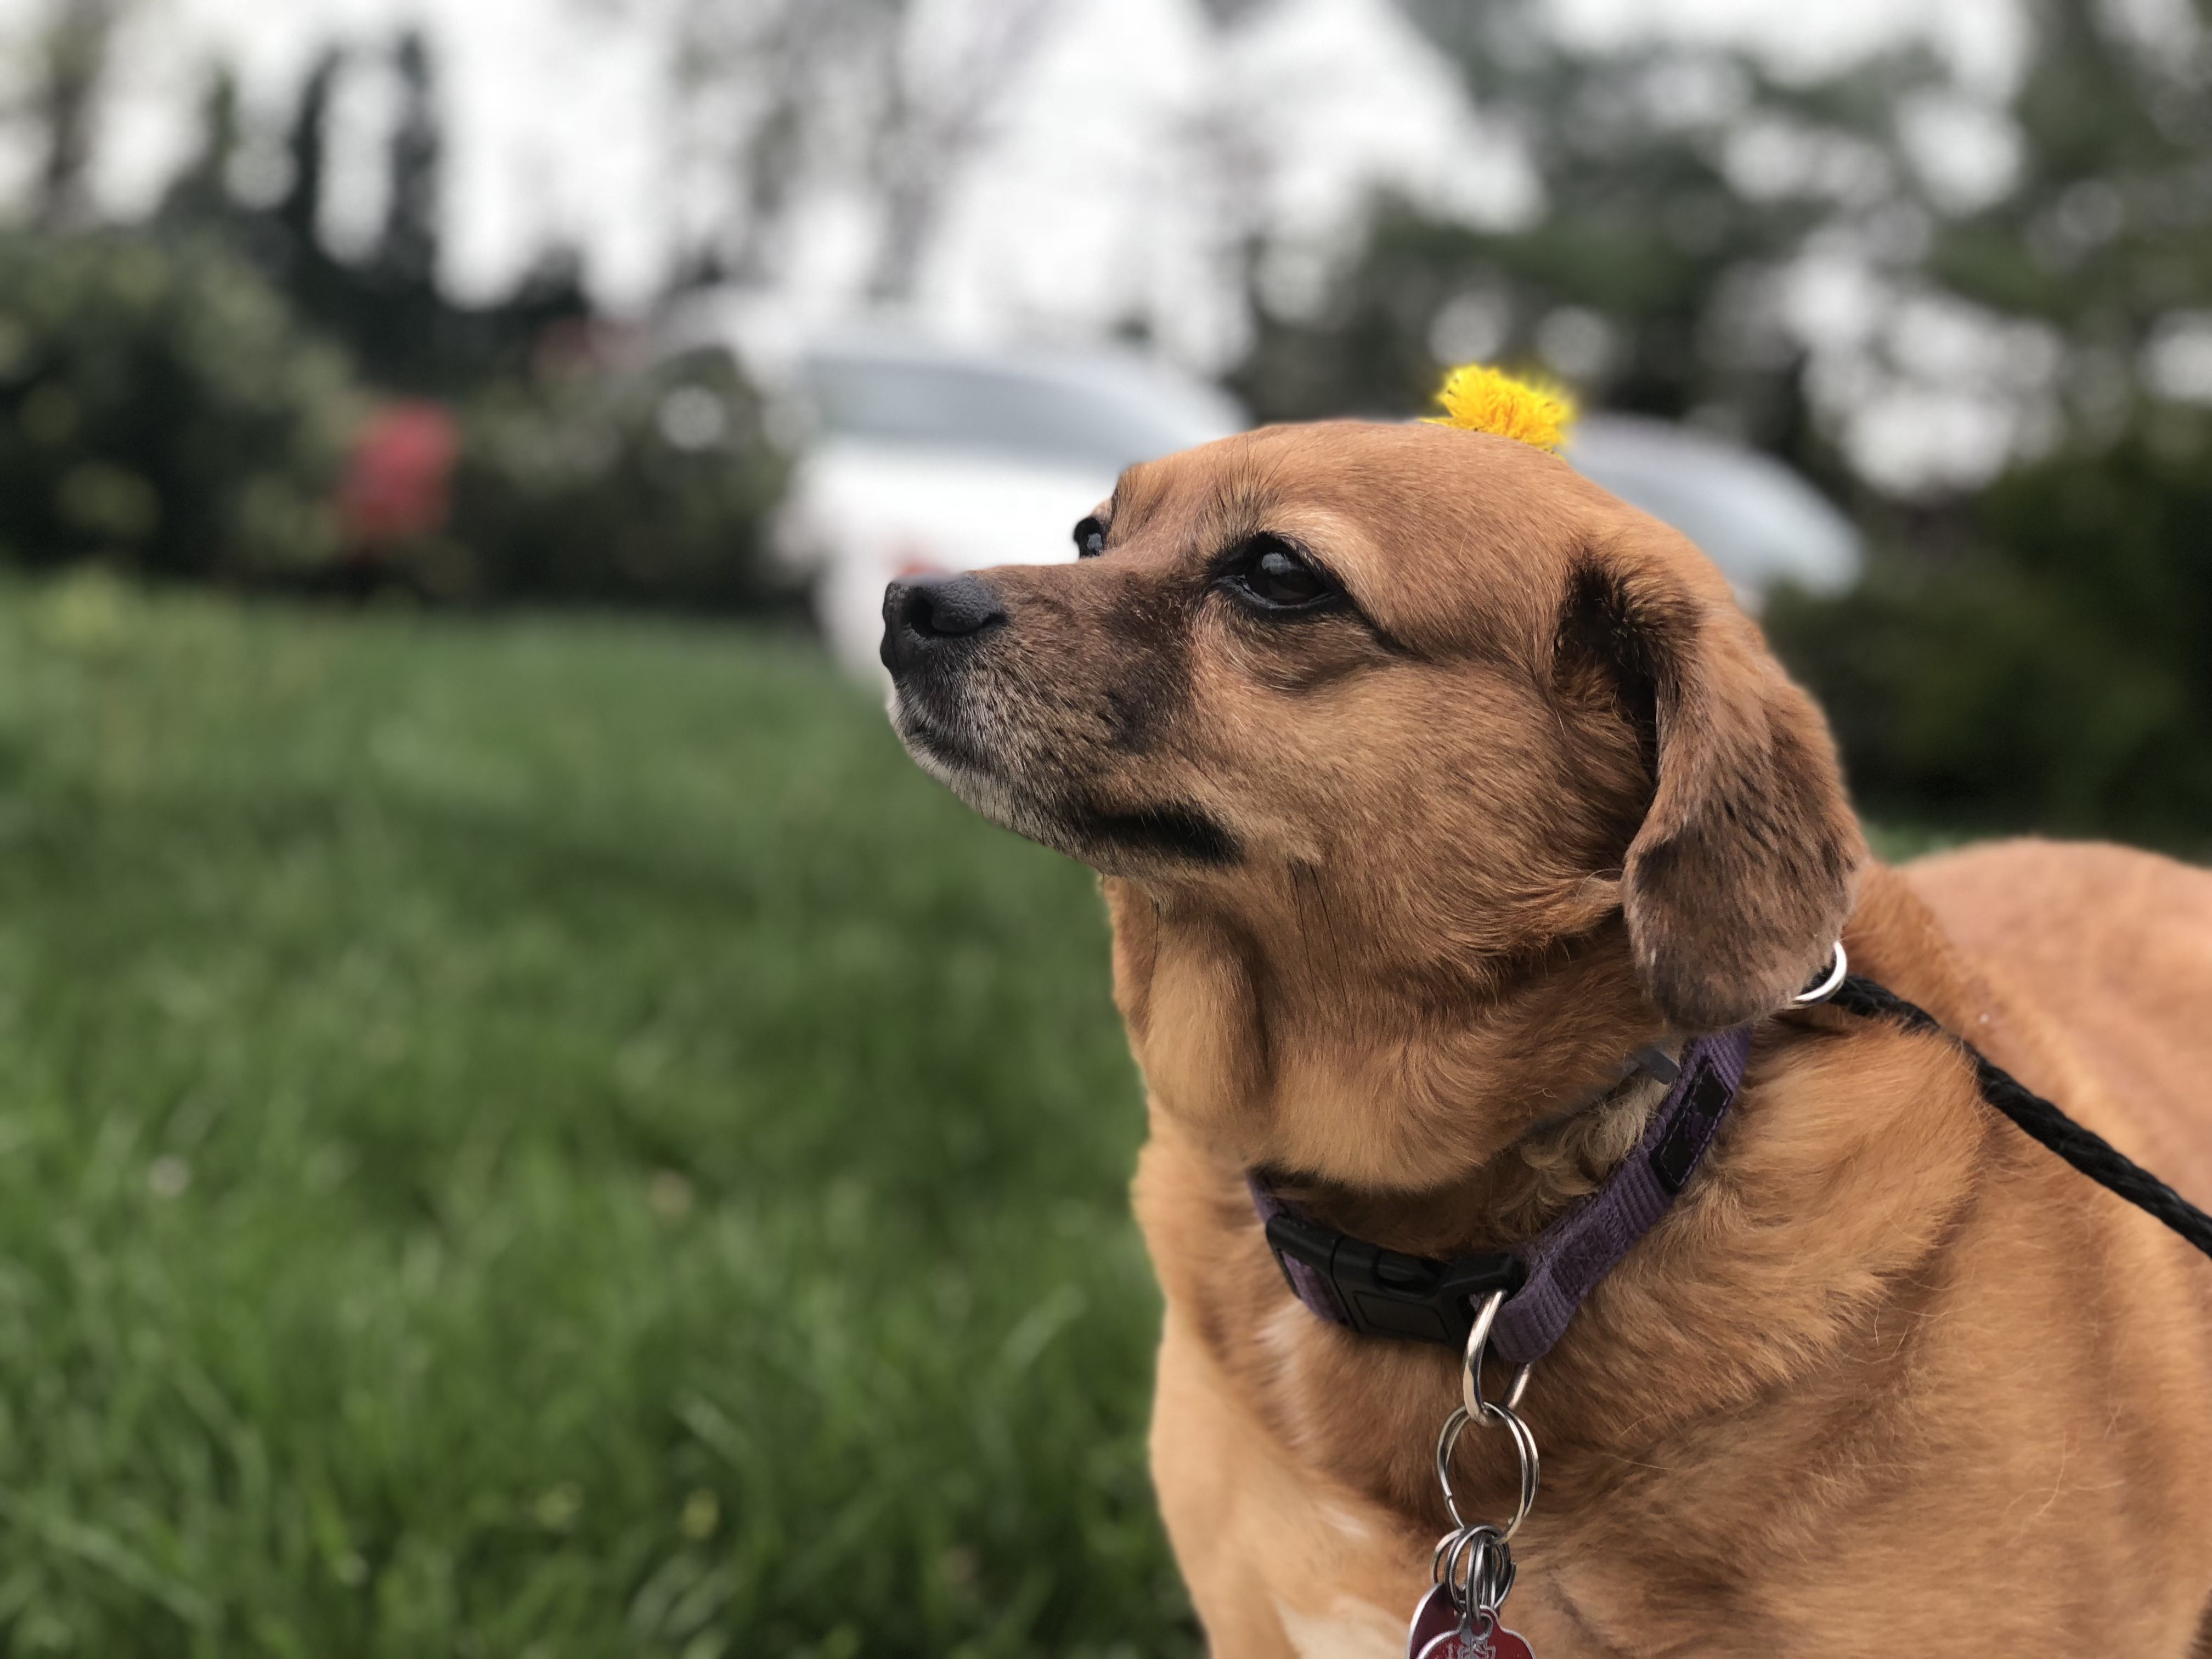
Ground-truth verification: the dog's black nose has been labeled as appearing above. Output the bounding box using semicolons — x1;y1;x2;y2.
881;572;1007;675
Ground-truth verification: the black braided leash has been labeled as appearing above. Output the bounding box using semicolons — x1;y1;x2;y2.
1825;974;2212;1261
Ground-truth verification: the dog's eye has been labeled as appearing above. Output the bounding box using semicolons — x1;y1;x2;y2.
1224;537;1338;613
1074;516;1106;558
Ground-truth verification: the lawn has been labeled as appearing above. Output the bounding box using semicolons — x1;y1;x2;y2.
0;574;1195;1657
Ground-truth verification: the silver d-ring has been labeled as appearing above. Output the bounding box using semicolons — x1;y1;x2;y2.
1462;1289;1533;1421
1434;1403;1541;1541
1791;939;1848;1005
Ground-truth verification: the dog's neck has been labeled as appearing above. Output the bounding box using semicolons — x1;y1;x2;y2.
1255;1058;1679;1263
1100;869;1673;1249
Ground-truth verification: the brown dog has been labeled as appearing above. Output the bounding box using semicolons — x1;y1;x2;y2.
881;419;2212;1656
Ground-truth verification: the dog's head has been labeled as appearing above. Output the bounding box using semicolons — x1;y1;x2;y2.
885;420;1863;1173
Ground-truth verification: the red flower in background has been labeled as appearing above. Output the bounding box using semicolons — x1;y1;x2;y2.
339;402;460;549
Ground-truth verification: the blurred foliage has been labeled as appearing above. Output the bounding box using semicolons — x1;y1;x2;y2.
0;229;356;580
1770;410;2212;845
1921;0;2212;383
0;218;792;614
1234;3;1909;485
1768;0;2212;845
425;349;792;611
0;573;1193;1655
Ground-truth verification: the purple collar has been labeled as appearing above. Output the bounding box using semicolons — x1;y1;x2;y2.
1247;1026;1753;1367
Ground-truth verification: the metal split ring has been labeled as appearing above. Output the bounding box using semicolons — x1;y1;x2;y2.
1431;1522;1515;1613
1434;1398;1541;1541
1791;939;1849;1005
1461;1288;1532;1422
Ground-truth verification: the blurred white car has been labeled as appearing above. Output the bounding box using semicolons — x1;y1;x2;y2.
769;330;1245;673
1565;414;1860;608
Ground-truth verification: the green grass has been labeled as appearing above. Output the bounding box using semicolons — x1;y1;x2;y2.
0;573;1195;1657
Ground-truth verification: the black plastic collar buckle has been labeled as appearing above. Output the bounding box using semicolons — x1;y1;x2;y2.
1262;1209;1526;1348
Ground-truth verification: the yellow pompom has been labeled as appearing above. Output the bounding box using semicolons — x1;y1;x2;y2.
1425;363;1577;452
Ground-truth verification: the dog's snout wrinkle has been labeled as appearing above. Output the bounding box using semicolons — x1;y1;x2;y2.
881;572;1008;675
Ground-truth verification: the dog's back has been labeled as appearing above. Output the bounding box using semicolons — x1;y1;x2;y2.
1909;838;2212;1210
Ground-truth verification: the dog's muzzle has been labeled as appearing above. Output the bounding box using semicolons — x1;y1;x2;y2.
879;572;1006;679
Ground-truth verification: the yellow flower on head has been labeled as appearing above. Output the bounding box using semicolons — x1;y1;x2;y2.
1425;363;1577;453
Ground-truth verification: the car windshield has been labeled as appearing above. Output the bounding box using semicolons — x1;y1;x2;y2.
804;353;1202;472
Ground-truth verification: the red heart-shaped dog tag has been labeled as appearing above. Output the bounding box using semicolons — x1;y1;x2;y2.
1407;1585;1536;1658
1408;1584;1459;1654
1416;1620;1536;1659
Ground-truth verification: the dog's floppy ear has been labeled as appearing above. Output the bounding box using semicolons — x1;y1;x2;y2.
1558;548;1866;1031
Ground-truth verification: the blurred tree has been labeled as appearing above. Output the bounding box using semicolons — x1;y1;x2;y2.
276;47;342;273
377;30;442;292
1915;0;2212;445
1235;0;1942;492
161;64;240;228
165;33;584;398
1769;414;2212;840
667;0;893;285
344;27;452;390
31;0;120;228
669;0;1062;303
858;0;1060;301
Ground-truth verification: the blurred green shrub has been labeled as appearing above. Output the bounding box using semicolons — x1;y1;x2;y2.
0;227;794;614
0;230;357;580
1767;411;2212;848
421;347;793;612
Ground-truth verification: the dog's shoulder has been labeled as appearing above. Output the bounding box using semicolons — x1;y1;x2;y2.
1906;837;2212;1207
